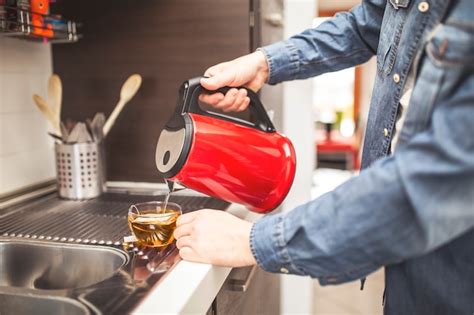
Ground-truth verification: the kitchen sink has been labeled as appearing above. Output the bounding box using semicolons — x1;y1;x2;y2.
0;240;128;290
0;292;90;315
0;188;230;313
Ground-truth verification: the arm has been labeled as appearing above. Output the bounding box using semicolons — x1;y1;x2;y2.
251;74;474;284
199;0;386;111
173;73;474;274
173;70;474;275
262;0;386;85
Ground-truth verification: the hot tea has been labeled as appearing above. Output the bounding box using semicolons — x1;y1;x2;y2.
128;201;181;248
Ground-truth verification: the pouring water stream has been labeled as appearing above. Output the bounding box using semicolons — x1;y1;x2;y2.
163;179;175;210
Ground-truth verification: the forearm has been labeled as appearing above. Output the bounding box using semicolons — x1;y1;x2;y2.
252;154;474;284
261;0;385;84
252;158;425;284
251;74;474;283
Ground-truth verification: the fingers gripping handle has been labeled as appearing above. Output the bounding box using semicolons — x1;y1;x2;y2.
183;77;276;133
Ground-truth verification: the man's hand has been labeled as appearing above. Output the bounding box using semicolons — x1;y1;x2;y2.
199;51;269;112
174;209;257;267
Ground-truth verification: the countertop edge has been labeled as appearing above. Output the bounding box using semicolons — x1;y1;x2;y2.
132;203;262;315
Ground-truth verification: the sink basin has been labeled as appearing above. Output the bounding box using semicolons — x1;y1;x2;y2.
0;240;128;290
0;293;90;315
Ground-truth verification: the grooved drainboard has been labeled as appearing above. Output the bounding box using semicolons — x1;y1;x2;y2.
0;192;230;245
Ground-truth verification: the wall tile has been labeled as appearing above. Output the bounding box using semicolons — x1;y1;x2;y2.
1;38;52;74
0;73;48;113
0;69;3;113
0;111;54;156
0;38;4;73
0;37;54;195
0;147;55;193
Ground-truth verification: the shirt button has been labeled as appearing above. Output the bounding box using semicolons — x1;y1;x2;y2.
393;73;400;83
418;2;429;12
384;128;389;137
280;267;289;274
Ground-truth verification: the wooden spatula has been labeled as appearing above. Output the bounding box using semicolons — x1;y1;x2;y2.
33;94;60;134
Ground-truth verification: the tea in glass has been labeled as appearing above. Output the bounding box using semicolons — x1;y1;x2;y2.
128;201;181;248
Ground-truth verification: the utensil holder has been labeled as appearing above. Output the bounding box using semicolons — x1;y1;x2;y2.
55;142;106;200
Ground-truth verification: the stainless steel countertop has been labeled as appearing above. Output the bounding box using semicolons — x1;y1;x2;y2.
0;183;230;314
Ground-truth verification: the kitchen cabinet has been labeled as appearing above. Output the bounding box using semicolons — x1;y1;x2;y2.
207;266;280;315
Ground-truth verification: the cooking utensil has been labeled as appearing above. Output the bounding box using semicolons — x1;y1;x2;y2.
60;122;69;142
67;122;82;143
48;74;62;130
103;74;142;136
155;77;296;214
77;122;93;143
91;112;106;141
85;118;95;141
48;132;63;142
33;94;60;134
65;119;77;134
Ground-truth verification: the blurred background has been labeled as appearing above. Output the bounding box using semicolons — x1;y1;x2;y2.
263;0;383;314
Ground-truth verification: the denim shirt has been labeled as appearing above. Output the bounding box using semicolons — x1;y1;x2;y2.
251;0;474;314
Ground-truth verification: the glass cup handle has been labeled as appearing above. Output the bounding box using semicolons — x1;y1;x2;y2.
130;205;140;215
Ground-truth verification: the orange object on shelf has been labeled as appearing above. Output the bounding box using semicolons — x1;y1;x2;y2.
30;0;47;13
30;15;43;36
30;0;54;38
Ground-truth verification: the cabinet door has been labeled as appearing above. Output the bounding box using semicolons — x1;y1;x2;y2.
215;266;280;315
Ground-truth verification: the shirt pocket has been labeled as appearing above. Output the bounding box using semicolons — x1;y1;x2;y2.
377;2;410;76
397;20;474;146
426;23;474;68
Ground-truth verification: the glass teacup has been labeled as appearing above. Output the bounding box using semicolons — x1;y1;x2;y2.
128;201;181;248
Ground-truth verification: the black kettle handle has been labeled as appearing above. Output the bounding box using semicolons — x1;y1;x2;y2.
183;77;276;133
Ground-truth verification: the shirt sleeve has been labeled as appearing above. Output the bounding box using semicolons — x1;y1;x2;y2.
260;0;386;85
250;72;474;285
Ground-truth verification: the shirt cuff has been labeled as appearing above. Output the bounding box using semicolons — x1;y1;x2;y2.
258;40;300;85
250;213;305;275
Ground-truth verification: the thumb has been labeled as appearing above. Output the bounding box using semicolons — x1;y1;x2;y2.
176;210;199;226
201;70;236;91
200;74;228;91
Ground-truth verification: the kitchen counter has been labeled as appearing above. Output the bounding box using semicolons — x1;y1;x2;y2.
132;203;262;314
138;169;357;314
0;183;262;314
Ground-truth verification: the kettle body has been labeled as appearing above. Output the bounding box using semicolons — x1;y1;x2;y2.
155;77;296;213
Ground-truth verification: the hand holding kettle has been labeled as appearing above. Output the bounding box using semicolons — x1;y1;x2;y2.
156;77;296;213
200;51;269;112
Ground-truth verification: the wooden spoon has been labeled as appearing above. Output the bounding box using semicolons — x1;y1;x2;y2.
48;74;62;128
103;74;142;136
33;94;60;134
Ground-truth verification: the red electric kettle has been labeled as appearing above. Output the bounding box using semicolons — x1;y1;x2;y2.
155;77;296;213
